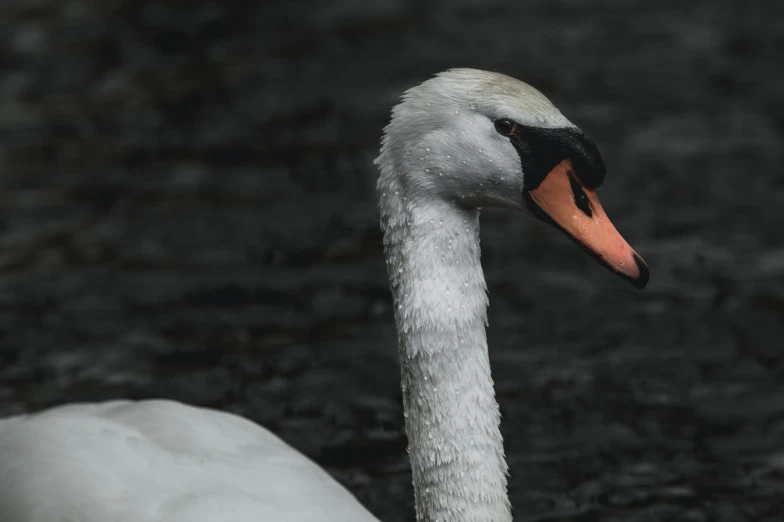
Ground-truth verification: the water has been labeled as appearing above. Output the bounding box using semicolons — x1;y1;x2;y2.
0;1;782;521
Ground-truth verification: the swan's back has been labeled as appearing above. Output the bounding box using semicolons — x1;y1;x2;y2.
0;400;378;522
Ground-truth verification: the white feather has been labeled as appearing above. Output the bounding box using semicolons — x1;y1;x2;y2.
0;68;575;522
0;400;378;522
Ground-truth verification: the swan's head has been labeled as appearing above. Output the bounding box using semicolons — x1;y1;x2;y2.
376;68;649;289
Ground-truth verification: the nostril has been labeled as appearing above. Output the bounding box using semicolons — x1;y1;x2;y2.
567;171;593;217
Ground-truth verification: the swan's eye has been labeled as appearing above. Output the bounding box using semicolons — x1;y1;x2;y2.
494;119;518;136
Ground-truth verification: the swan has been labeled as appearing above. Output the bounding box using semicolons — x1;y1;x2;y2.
0;68;648;522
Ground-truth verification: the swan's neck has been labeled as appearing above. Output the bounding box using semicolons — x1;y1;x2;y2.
379;182;511;522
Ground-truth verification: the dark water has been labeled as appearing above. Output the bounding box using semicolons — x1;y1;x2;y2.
1;0;783;520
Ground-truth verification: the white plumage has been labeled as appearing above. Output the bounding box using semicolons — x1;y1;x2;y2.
0;400;378;521
0;69;646;522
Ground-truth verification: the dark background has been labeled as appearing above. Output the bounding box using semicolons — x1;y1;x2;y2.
1;1;783;520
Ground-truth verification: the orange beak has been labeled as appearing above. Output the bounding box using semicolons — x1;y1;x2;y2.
524;159;649;289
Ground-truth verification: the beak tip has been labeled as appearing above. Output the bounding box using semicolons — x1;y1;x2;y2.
630;253;649;290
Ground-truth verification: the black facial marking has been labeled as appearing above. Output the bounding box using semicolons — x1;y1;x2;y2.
505;123;606;191
568;172;593;217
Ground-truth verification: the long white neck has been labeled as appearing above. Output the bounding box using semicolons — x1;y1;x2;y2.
378;176;512;522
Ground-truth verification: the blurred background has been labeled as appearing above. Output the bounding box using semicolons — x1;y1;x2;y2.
0;0;783;520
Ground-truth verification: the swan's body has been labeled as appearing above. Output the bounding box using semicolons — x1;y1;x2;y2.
0;400;378;521
0;69;647;522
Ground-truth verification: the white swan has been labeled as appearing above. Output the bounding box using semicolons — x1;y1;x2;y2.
0;68;648;522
